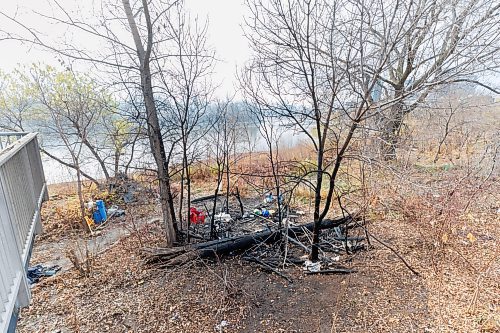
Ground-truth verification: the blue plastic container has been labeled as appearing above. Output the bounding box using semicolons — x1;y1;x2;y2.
93;200;107;224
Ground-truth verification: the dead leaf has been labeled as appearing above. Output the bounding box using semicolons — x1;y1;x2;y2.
441;233;448;243
467;233;477;244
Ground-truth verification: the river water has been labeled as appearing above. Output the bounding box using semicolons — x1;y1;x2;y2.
40;123;311;184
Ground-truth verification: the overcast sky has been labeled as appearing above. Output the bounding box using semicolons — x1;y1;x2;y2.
0;0;251;95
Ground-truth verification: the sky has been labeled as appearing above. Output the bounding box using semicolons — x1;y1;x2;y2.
0;0;251;95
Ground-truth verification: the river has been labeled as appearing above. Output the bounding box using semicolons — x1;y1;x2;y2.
40;123;311;184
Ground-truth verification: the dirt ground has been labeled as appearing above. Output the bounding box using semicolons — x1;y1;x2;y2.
16;170;499;333
17;223;430;333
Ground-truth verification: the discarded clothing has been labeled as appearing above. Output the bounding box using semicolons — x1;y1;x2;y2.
27;264;61;284
107;205;126;218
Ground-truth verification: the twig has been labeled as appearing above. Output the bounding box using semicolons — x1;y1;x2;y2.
305;268;356;275
365;228;420;276
243;256;293;283
287;235;310;253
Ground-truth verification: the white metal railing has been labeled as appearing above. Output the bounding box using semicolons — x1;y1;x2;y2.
0;133;28;151
0;132;48;333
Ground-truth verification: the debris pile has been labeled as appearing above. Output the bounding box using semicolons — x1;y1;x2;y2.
145;193;367;279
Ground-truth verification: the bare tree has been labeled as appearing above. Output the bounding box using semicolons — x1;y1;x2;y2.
369;0;500;159
242;0;413;260
206;99;233;239
28;65;106;228
432;98;466;163
0;0;218;244
0;67;35;132
120;0;179;244
245;102;286;229
152;4;215;237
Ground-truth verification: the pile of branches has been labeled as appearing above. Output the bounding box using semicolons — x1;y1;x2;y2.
143;215;365;271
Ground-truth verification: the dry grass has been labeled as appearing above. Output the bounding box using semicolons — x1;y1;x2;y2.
17;100;499;332
19;167;499;333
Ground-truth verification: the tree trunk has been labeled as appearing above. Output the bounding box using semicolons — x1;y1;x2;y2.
122;0;176;245
310;148;324;261
380;99;405;160
210;163;224;239
114;150;120;176
186;164;192;242
225;154;230;213
167;185;178;234
179;166;185;227
75;161;87;230
142;74;176;245
235;187;244;216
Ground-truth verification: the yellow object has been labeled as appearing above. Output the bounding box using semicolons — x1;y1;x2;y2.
467;232;477;243
85;216;95;233
441;233;448;243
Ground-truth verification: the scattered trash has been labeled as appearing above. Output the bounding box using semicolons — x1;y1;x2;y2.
334;226;343;239
85;200;95;210
263;193;284;203
303;260;321;272
169;312;180;322
123;192;134;203
305;268;357;275
190;207;207;224
252;208;275;218
123;184;138;203
27;264;61;284
215;320;229;332
92;199;107;224
278;194;284;203
85;216;96;234
107;205;126;218
214;212;231;222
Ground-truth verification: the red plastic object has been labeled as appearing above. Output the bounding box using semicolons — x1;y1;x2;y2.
190;207;206;224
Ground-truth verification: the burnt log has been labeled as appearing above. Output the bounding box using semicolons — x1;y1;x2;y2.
144;215;357;267
191;193;225;204
304;268;356;275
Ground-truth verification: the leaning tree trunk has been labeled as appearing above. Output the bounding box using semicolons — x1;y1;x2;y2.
123;0;176;245
142;71;176;245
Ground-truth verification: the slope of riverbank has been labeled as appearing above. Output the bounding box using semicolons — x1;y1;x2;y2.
16;166;499;332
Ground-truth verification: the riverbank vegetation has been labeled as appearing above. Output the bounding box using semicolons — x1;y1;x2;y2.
0;0;498;331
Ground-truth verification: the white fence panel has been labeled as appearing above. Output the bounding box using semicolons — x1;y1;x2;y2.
0;133;47;333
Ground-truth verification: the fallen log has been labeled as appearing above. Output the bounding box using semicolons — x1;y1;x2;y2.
144;215;357;268
191;193;225;204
